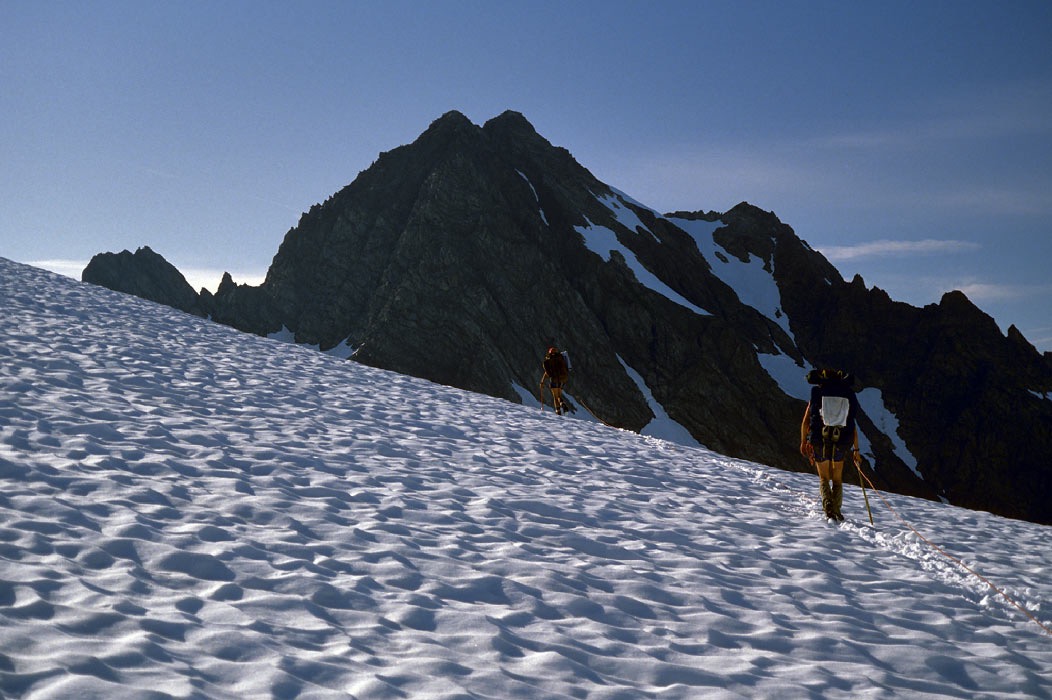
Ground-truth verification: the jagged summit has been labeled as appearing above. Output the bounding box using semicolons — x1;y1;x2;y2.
421;109;540;142
419;109;480;140
434;108;474;125
83;110;1052;524
483;109;541;138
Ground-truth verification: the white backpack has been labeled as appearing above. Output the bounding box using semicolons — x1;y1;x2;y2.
820;396;850;428
819;395;850;445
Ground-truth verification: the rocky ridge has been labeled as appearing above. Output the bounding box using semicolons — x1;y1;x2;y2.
82;246;208;317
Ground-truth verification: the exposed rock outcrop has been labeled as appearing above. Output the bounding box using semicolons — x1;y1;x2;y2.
82;246;207;317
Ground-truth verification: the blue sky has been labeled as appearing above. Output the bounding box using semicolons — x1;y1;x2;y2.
3;1;1050;350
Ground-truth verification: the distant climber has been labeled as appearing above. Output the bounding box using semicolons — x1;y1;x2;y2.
800;368;861;521
540;345;575;415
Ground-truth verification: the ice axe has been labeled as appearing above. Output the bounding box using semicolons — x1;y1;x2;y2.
856;455;875;526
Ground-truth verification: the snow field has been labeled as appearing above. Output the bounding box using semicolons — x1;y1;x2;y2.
1;258;1050;699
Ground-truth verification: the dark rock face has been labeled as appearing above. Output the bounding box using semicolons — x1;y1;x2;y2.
82;246;207;317
84;111;1052;524
246;111;809;465
783;274;1052;520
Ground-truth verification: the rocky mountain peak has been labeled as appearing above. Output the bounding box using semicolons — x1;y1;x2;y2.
482;110;539;138
427;109;477;133
82;110;1052;525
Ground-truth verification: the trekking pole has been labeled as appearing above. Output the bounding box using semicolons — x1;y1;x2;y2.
856;455;874;526
539;382;546;412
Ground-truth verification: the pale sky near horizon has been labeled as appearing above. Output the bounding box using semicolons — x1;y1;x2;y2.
3;1;1051;350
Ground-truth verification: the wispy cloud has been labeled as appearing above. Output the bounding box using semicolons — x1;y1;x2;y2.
953;281;1052;303
29;259;87;279
807;79;1052;151
924;186;1052;218
817;239;980;262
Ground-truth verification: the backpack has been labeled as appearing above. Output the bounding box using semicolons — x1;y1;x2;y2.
806;368;852;385
819;396;851;445
808;368;853;446
543;349;569;382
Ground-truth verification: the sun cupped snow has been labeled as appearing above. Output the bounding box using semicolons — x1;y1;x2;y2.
1;257;1049;699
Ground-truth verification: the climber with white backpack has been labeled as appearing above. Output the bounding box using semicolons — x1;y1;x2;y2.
800;368;861;521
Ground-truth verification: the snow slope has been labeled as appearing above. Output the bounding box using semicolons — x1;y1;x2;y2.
1;257;1049;699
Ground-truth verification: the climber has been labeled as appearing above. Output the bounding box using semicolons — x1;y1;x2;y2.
540;345;571;415
800;368;861;521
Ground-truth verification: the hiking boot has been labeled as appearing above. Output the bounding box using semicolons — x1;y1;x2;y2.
832;482;844;521
819;481;835;519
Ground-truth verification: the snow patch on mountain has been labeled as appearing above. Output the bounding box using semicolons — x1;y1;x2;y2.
670;216;794;341
616;355;702;448
598;190;660;242
858;387;921;478
576;218;711;316
757;351;811;401
516;169;549;226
